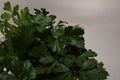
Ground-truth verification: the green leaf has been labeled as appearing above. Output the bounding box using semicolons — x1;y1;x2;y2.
63;56;74;67
4;24;19;38
64;26;73;35
33;13;44;22
20;7;29;20
76;56;83;67
8;25;19;35
39;55;54;64
0;44;7;57
8;56;23;77
37;65;53;74
0;22;4;34
51;28;64;38
53;73;67;80
64;25;84;36
57;20;68;27
1;12;12;21
41;8;49;16
12;17;21;26
13;5;19;16
79;71;90;80
30;44;48;58
36;66;47;74
66;71;73;80
36;25;45;32
81;59;97;70
53;71;73;80
84;49;97;57
3;1;12;12
77;49;97;62
23;60;36;79
33;14;56;27
48;39;65;55
86;67;109;80
54;63;69;72
72;26;84;35
9;58;36;80
65;35;85;48
14;27;35;49
4;40;15;56
0;72;17;80
75;37;84;48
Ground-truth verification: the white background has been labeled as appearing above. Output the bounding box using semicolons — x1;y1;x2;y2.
0;0;120;80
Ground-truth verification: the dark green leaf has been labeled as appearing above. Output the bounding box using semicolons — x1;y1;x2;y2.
36;25;45;32
65;35;85;48
51;28;64;38
86;68;109;80
66;71;73;80
53;73;67;80
41;8;49;16
76;56;83;67
77;49;97;62
37;65;53;74
72;26;84;35
63;56;74;67
36;66;47;74
4;40;15;56
53;71;73;80
0;72;17;80
1;12;11;21
39;55;54;64
33;13;44;22
34;14;56;26
0;44;7;57
9;58;36;80
14;27;35;49
81;59;97;70
13;5;19;16
8;25;19;35
23;60;36;79
12;17;21;26
48;39;65;55
3;1;12;12
34;8;41;14
20;7;29;20
54;63;69;72
64;26;73;35
84;49;97;57
30;44;48;58
8;57;23;77
0;22;4;34
79;71;90;80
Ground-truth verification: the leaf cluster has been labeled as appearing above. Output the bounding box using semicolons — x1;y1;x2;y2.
0;2;109;80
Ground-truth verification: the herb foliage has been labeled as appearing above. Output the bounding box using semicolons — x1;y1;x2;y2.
0;2;109;80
